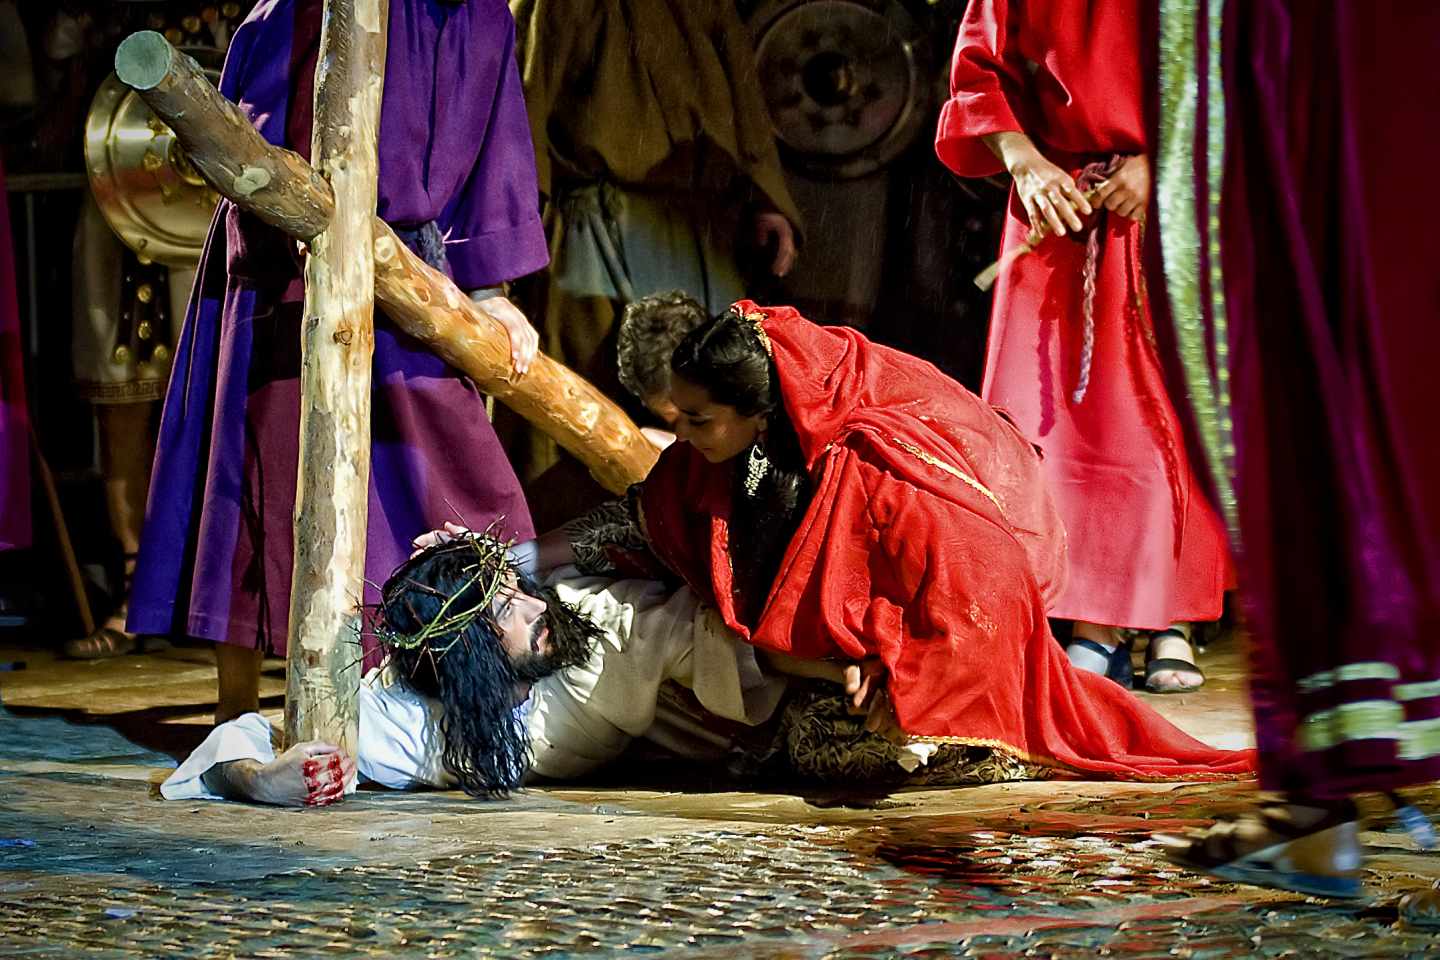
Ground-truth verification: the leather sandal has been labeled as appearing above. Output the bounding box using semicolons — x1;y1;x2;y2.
1144;626;1205;692
63;626;137;659
1155;798;1364;898
62;552;172;659
1065;636;1134;688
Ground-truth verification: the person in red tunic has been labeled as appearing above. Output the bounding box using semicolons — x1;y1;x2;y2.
625;301;1251;781
934;0;1230;692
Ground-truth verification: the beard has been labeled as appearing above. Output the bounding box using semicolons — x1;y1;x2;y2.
507;582;601;684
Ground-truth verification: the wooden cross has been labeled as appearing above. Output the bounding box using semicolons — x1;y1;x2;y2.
114;18;659;754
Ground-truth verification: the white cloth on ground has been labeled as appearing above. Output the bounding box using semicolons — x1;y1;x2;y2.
159;669;462;800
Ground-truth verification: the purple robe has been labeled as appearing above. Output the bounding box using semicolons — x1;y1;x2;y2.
1148;0;1440;798
129;0;549;657
0;155;29;553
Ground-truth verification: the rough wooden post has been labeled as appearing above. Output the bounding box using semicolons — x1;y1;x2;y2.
280;0;390;754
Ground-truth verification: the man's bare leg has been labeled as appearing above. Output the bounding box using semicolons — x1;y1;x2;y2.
215;644;264;724
98;402;156;560
200;742;355;806
63;402;160;658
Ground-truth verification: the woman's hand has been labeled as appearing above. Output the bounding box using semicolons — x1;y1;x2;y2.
988;132;1091;237
1009;149;1092;238
640;426;677;450
843;658;887;714
1091;154;1150;221
862;688;907;745
410;520;473;558
410;524;542;577
842;658;906;743
471;293;540;376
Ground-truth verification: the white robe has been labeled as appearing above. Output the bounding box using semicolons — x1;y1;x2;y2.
161;571;786;800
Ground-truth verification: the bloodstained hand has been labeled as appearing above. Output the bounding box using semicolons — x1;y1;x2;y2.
239;741;356;807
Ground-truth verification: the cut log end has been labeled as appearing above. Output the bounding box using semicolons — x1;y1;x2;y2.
115;31;176;90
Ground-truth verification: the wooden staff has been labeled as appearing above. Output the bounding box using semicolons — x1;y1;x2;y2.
113;31;659;495
276;0;389;752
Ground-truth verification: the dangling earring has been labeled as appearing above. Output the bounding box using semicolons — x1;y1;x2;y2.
743;438;770;497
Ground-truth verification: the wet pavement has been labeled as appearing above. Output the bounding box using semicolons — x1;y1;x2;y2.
2;642;1439;958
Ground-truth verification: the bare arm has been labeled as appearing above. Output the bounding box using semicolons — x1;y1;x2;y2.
199;743;353;807
761;652;903;742
759;651;884;710
982;131;1093;236
530;525;576;572
760;649;847;685
200;758;261;801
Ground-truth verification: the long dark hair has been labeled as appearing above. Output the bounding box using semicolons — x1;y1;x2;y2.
376;539;598;798
671;307;810;623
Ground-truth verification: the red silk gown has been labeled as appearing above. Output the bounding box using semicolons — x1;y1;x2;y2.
641;303;1253;780
936;0;1229;630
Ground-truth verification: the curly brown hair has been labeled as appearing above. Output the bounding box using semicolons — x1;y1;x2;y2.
616;291;709;403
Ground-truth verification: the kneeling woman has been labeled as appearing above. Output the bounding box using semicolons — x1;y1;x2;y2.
531;297;1252;782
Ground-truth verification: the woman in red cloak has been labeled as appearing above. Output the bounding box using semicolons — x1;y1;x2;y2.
935;0;1231;692
509;299;1254;782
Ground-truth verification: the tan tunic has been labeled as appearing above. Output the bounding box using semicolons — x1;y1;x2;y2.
510;0;801;230
503;0;803;499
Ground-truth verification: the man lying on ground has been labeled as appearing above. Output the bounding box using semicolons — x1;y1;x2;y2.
160;531;786;805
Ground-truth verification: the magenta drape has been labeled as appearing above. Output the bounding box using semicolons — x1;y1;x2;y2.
0;155;30;553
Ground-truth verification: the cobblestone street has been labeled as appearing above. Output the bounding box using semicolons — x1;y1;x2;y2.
3;643;1439;958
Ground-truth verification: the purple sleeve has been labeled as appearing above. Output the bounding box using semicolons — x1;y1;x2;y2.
439;14;549;290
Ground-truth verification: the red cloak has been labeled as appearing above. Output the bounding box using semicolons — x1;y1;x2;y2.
641;303;1253;780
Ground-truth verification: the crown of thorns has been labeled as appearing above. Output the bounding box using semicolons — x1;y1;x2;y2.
373;526;517;658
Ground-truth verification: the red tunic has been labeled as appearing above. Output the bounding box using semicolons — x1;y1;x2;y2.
640;303;1253;780
936;0;1229;630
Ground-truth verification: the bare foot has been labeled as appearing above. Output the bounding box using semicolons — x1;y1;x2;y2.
206;742;357;807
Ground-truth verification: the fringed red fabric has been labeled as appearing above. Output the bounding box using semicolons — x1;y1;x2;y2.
641;304;1254;780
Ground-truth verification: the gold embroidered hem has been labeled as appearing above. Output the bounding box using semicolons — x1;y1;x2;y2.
77;378;168;405
906;732;1256;784
738;307;772;356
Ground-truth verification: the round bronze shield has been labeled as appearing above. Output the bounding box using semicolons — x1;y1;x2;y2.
750;0;935;179
84;47;224;267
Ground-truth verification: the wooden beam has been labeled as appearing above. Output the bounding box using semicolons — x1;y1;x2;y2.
281;0;389;753
114;31;659;494
369;221;660;492
115;31;332;240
